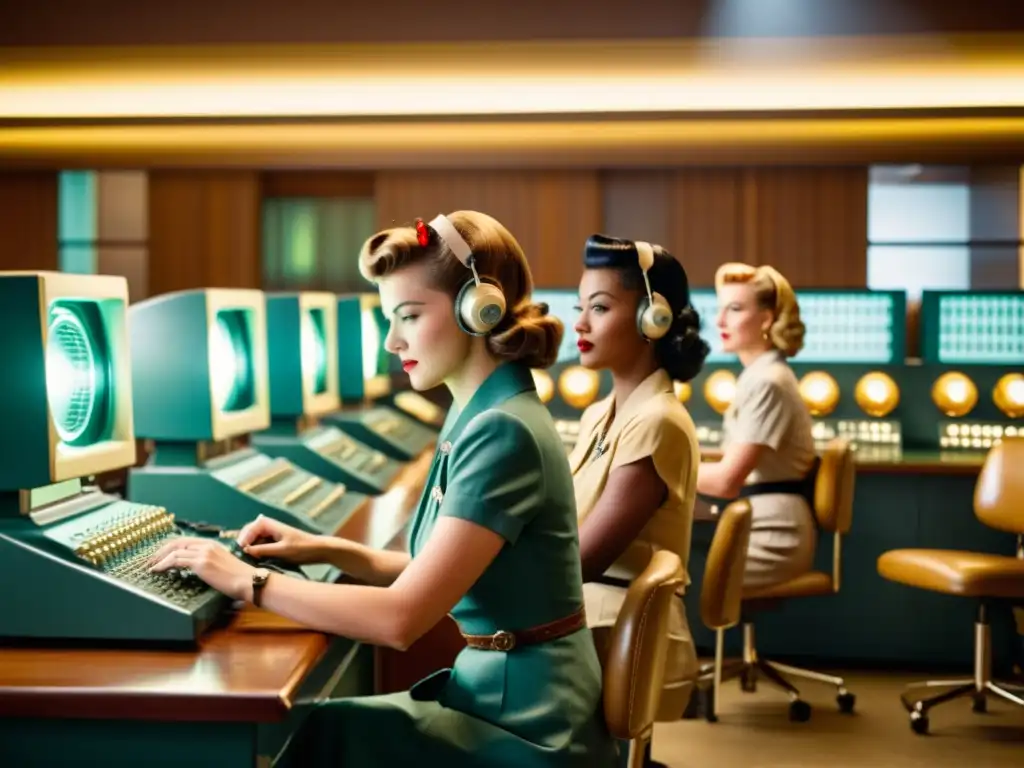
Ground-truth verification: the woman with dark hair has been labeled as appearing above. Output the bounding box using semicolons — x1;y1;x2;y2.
569;233;710;724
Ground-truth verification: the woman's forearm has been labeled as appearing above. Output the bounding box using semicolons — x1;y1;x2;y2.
316;537;411;586
254;574;414;649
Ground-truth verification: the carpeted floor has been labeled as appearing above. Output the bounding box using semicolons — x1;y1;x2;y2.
651;670;1024;767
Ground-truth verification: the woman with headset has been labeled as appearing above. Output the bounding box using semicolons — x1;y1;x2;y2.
695;261;815;589
570;234;710;729
148;211;617;767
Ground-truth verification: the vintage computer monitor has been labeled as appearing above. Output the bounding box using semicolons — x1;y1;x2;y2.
321;292;439;460
686;288;909;459
250;291;402;494
0;272;230;644
915;289;1024;452
126;288;349;583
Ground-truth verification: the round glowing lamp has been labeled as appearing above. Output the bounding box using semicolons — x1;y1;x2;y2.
557;365;600;410
993;373;1024;419
673;381;692;404
703;370;737;415
854;372;900;418
531;369;555;404
798;371;840;417
931;372;978;418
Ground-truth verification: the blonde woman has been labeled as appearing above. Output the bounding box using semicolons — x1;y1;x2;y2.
696;262;817;589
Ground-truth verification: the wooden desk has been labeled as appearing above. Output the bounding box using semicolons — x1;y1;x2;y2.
699;448;987;476
0;447;436;768
0;609;372;768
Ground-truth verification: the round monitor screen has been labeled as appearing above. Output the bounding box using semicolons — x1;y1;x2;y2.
46;304;105;445
301;309;328;395
209;313;252;412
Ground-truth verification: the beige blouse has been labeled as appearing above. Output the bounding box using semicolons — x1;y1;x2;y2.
570;368;700;587
570;367;701;720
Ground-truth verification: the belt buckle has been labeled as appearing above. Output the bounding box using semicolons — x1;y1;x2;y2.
491;630;516;652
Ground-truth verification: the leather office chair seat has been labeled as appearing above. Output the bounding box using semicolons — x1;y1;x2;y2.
603;549;685;768
878;437;1024;735
689;500;752;721
698;438;857;723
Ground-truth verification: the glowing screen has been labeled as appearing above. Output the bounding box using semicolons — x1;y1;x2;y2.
45;301;107;446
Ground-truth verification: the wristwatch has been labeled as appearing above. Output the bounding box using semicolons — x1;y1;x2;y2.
251;568;271;607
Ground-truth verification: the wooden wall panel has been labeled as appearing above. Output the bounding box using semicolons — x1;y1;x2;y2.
603;167;869;289
0;172;57;271
667;169;747;286
148;171;260;296
751;167;868;287
374;171;602;289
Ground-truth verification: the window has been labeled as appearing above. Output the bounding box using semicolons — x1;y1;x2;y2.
263;198;377;292
58;171;97;274
867;165;1022;299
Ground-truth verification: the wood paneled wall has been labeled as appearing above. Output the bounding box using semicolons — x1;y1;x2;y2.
148;171;261;296
603;167;868;288
0;172;58;271
375;171;602;288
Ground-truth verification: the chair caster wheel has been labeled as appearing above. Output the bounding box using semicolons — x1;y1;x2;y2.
971;694;987;714
788;699;811;722
681;693;701;720
910;710;929;735
837;690;856;714
700;688;718;723
740;667;757;693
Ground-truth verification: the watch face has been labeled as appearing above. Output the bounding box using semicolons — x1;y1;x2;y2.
253;568;271;584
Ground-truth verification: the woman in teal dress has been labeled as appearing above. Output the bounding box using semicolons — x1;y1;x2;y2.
149;210;617;767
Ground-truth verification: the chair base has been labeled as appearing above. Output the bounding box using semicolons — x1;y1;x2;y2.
900;604;1024;735
690;623;855;723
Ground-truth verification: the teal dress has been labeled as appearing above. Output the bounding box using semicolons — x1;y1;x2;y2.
282;363;617;767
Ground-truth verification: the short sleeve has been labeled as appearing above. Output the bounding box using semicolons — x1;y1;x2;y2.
439;410;544;545
610;407;693;495
730;378;788;450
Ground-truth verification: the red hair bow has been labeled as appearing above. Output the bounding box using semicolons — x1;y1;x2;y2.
415;218;430;247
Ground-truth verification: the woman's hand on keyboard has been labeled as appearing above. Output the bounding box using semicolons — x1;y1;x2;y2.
236;515;325;564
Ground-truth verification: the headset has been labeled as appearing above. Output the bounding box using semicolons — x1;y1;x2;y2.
634;240;673;341
426;214;507;336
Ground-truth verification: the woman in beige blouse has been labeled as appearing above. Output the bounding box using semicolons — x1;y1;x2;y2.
568;234;709;725
696;262;817;589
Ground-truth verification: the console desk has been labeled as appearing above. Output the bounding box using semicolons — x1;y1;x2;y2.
0;448;437;768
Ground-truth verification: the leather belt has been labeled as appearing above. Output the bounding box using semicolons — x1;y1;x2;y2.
460;606;586;652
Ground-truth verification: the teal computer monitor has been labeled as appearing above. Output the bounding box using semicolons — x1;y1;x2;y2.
127;289;352;580
253;291;407;493
324;293;440;460
916;290;1024;452
0;272;229;643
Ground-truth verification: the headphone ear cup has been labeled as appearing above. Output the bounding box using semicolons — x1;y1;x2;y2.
637;292;673;341
456;279;507;336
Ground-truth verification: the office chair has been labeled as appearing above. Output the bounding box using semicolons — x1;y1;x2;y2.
878;437;1024;734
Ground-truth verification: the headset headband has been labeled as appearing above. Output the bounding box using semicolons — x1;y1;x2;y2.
429;214;473;266
635;240;657;306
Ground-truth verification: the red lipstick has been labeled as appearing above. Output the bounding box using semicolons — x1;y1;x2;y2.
577;340;593;353
402;360;418;373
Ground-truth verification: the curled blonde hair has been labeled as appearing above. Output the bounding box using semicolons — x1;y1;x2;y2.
715;262;805;357
358;210;563;369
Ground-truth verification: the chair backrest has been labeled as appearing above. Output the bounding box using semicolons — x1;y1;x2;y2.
813;438;855;535
700;499;752;631
975;437;1024;535
603;549;684;741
